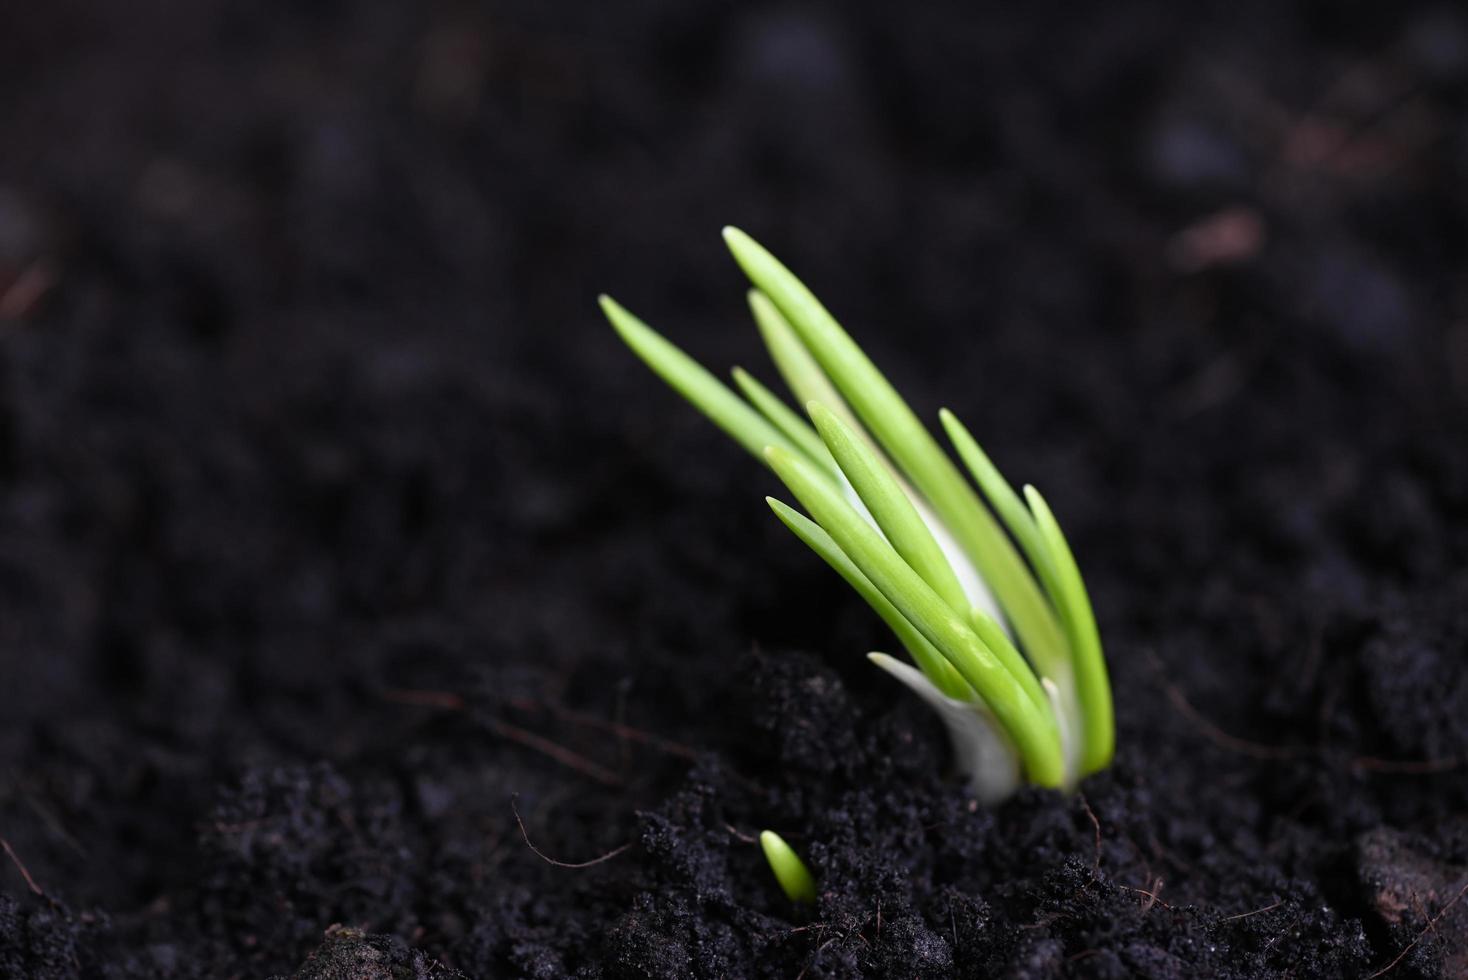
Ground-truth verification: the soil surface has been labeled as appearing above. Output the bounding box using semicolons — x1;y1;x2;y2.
3;2;1468;978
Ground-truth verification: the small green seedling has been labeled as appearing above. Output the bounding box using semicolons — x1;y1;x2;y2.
601;228;1114;802
759;830;817;904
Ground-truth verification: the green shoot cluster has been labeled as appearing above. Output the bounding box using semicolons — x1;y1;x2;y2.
600;228;1113;799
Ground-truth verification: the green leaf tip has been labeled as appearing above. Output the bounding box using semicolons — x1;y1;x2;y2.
759;830;817;904
599;292;798;466
731;367;833;474
1021;484;1115;774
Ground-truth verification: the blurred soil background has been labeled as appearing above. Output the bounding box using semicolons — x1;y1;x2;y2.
2;2;1467;977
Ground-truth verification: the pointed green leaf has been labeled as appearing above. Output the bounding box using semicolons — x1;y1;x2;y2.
1023;485;1114;774
600;294;799;466
940;410;1052;579
941;409;1069;681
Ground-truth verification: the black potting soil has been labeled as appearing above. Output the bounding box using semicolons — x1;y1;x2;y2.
2;2;1467;977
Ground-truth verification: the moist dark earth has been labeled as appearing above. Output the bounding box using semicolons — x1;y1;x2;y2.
3;2;1468;978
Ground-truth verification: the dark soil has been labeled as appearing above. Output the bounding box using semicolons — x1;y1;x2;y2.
3;2;1468;977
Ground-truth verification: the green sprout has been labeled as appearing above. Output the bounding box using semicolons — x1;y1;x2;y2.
600;228;1114;802
759;830;817;904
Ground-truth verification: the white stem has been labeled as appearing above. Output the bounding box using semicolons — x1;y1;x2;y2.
1041;675;1081;791
868;653;1022;805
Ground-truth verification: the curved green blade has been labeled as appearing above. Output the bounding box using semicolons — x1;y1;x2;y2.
940;409;1069;681
1023;485;1114;774
600;294;799;466
940;410;1055;582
